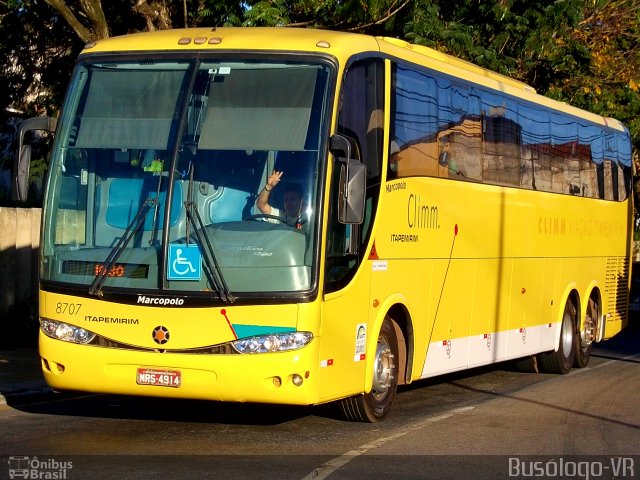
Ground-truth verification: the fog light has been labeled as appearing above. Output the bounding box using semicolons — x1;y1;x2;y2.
292;374;303;386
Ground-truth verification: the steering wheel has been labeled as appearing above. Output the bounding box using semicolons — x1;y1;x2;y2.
244;213;308;228
243;213;289;224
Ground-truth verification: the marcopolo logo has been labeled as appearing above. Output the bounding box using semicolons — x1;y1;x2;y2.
8;456;73;479
137;295;185;306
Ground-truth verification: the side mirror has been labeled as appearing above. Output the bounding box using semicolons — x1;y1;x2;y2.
338;161;366;224
12;116;57;202
330;133;366;225
13;144;32;202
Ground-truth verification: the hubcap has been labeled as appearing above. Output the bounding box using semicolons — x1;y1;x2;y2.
581;307;596;348
561;310;574;359
372;338;395;401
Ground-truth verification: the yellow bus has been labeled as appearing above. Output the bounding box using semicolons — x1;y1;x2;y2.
15;27;633;422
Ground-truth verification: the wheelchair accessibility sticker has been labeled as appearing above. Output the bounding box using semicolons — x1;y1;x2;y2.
167;244;202;281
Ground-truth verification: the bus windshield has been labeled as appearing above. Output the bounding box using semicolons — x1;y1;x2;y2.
41;57;331;296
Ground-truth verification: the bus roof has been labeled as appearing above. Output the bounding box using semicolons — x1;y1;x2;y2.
81;27;627;133
377;36;536;94
83;27;379;60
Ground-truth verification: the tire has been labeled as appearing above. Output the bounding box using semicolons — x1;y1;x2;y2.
538;300;576;374
574;297;597;368
339;317;399;422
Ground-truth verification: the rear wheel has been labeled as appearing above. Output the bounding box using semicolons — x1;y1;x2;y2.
339;317;399;422
574;297;597;368
538;300;576;374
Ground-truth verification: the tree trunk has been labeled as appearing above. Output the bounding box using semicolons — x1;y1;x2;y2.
133;0;173;31
45;0;110;43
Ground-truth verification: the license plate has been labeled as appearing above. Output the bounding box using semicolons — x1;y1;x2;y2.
136;368;181;388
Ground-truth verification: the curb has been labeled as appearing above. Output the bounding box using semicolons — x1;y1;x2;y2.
0;382;53;405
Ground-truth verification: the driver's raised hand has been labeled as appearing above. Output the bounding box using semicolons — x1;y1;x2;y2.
256;170;284;215
265;170;283;191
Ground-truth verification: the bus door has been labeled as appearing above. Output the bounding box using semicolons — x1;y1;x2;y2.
319;58;385;401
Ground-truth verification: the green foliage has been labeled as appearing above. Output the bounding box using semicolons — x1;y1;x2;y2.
235;0;410;32
243;1;289;26
195;0;244;27
554;0;640;151
0;1;82;115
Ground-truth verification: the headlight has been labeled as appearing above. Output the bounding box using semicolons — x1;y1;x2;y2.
41;318;96;344
232;331;313;354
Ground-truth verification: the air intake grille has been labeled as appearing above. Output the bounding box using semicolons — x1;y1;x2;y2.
605;256;629;323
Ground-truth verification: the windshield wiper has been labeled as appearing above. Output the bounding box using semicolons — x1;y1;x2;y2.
89;197;157;298
183;164;235;304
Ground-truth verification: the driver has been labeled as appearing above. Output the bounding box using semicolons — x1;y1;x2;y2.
256;170;306;226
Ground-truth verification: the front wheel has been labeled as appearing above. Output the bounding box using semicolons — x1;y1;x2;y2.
538;300;576;374
339;317;399;422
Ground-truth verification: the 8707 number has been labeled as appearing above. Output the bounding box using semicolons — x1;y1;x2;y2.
56;302;82;315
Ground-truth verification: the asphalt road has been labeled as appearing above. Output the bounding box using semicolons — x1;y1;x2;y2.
1;322;638;480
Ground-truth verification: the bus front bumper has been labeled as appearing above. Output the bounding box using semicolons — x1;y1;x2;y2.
39;333;320;405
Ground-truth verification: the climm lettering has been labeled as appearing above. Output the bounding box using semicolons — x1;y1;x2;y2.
538;216;566;235
408;194;439;230
85;316;139;325
538;217;623;236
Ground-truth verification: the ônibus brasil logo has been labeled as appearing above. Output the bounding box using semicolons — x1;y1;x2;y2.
8;456;73;479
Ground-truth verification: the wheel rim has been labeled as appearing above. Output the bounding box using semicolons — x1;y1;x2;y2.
372;337;395;401
581;302;597;348
561;310;574;359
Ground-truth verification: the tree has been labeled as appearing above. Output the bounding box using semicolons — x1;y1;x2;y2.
44;0;109;42
0;1;80;116
241;0;410;33
42;0;182;42
557;0;640;152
